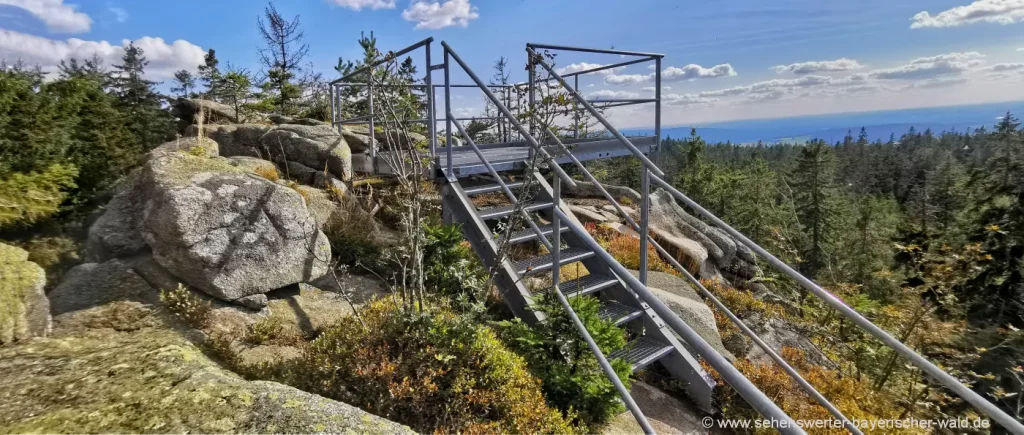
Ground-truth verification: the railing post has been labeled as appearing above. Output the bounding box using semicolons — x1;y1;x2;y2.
368;65;376;161
640;168;650;285
552;175;561;287
655;56;662;152
527;49;536;160
444;48;453;179
573;75;580;140
425;42;436;158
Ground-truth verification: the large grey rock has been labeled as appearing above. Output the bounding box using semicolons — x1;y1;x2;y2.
563;181;642;204
0;302;413;434
628;270;731;360
341;124;427;152
140;153;331;302
0;243;50;344
260;126;352;181
227;156;278;174
85;179;148;263
48;259;158;316
188;124;273;158
171;98;264;124
269;114;330;126
152;136;219;158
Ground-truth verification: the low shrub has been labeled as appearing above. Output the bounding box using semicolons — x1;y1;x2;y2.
247;316;284;344
291;299;575;434
495;295;631;432
253;165;280;182
159;283;212;329
323;206;383;270
424;223;487;305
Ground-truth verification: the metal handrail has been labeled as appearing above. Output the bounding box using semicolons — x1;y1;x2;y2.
449;115;553;253
441;42;577;189
552;205;805;434
530;118;859;431
525;46;665;178
648;173;1024;434
552;176;655;434
450;113;656;434
331;37;434;85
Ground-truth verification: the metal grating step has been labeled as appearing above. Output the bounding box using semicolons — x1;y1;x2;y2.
608;336;675;371
463;181;525;196
504;223;571;244
514;247;594;276
597;300;644;326
533;274;619;299
477;202;553;220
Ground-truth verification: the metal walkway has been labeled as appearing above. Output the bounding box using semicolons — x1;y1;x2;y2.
330;38;1024;435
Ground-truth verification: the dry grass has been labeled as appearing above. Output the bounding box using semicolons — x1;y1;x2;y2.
254;165;281;181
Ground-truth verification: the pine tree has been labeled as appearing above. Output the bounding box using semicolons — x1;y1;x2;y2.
198;48;221;100
790;139;838;282
257;2;308;115
217;64;254;120
171;70;196;98
110;42;174;149
58;54;109;84
963;112;1024;326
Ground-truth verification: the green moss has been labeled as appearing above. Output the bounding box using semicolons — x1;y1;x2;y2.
159;153;246;186
0;302;413;434
0;243;45;344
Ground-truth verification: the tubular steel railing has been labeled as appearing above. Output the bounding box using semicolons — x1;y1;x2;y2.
532;42;1024;434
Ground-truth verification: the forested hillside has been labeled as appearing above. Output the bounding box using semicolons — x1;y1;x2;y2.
592;116;1024;424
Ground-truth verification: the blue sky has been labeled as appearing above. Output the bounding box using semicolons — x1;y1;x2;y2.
1;0;1023;128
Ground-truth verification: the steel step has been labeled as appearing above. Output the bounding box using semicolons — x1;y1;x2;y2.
504;223;571;244
597;300;644;326
464;181;525;196
514;247;594;276
532;274;619;299
477;201;553;220
609;336;675;371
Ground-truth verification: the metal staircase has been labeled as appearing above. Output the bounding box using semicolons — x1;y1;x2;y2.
330;38;1024;435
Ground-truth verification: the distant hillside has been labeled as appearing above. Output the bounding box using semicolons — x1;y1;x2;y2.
624;101;1024;144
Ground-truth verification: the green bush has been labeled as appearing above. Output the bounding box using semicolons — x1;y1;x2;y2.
495;295;632;432
0;164;78;229
423;223;487;304
288;299;575;434
159;284;211;329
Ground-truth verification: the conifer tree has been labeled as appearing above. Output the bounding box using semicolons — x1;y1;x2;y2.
110;42;174;149
790;139;838;282
198;48;221;100
257;2;308;115
171;70;196;98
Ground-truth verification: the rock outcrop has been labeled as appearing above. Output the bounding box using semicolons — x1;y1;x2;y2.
85;140;333;307
171;98;264;125
0;301;412;434
562;184;764;290
0;243;50;344
629;270;731;360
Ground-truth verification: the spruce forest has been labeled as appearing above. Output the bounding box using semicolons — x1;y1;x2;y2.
588;118;1024;425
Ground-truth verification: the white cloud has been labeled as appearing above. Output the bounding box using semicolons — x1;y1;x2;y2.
589;89;639;99
868;52;985;80
0;29;205;81
664;93;719;106
663;85;671;90
771;58;864;74
556;62;621;76
1018;47;1024;51
641;86;672;92
908;77;970;88
662;63;736;81
402;0;478;29
329;0;396;10
910;52;985;64
911;0;1024;29
986;62;1024;71
604;73;650;85
109;6;127;23
586;83;594;87
0;0;91;33
605;63;735;85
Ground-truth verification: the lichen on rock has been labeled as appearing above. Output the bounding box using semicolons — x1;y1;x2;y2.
0;243;50;344
0;302;412;434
